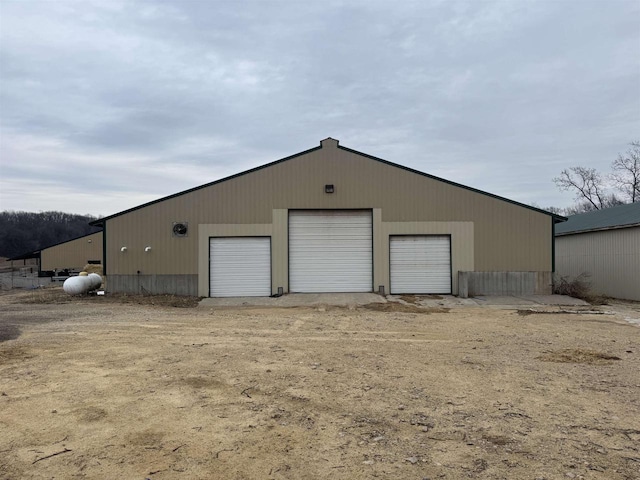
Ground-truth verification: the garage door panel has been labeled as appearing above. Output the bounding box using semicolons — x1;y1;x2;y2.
390;236;451;294
289;211;372;293
210;237;271;297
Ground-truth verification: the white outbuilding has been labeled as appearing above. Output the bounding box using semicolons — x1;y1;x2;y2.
555;202;640;301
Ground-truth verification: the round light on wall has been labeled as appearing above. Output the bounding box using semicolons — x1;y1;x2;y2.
120;246;127;252
144;246;151;252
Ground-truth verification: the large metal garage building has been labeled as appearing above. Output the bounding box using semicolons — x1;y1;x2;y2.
91;138;564;297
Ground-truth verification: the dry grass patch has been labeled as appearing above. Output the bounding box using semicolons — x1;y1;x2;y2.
18;288;71;304
537;348;621;364
553;273;609;305
82;264;103;275
108;293;201;308
14;288;200;308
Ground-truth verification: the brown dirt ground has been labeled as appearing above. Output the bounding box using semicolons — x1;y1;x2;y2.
1;289;639;480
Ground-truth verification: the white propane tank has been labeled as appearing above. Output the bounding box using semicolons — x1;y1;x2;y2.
87;273;102;290
63;276;92;295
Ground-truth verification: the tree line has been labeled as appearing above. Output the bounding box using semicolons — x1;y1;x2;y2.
552;141;640;215
0;211;101;259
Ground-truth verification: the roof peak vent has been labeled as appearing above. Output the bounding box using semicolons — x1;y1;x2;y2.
320;137;339;148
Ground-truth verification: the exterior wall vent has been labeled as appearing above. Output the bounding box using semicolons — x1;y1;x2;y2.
172;222;188;237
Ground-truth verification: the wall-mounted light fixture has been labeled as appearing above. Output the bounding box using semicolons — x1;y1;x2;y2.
120;246;127;252
144;246;152;252
325;184;335;194
88;239;92;243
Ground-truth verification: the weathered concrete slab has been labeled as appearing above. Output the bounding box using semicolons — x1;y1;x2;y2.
200;293;590;308
472;294;590;306
199;292;387;308
392;295;479;308
518;295;590;306
470;295;539;306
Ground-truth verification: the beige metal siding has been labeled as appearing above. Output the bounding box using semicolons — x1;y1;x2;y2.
106;139;552;291
555;226;640;301
41;232;103;271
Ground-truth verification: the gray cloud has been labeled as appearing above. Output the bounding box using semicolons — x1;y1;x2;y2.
1;0;638;215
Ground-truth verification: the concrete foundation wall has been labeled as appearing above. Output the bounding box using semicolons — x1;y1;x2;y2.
458;271;552;297
107;275;198;296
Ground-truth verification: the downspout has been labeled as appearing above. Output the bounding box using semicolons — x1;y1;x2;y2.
102;222;107;277
551;217;556;273
551;217;556;293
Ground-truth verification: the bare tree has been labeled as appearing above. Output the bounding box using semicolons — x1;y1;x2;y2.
563;195;624;215
610;141;640;203
553;167;608;210
529;202;565;215
542;205;565;215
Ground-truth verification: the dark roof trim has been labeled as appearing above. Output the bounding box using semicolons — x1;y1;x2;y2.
90;140;566;225
38;229;103;251
8;250;41;261
337;145;567;222
555;222;640;237
90;145;322;226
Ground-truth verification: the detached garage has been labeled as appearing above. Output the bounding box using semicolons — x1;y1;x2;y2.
555;202;640;301
91;138;563;297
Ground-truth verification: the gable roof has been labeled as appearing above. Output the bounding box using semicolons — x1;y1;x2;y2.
555;202;640;236
90;138;566;226
8;249;41;261
8;230;103;261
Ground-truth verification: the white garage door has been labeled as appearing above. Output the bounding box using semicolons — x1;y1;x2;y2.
390;236;451;294
209;237;271;297
289;210;372;293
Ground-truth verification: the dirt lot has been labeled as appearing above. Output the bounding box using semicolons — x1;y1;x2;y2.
1;289;639;480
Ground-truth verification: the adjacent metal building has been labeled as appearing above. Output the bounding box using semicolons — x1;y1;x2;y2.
91;138;563;297
40;231;103;272
555;202;640;301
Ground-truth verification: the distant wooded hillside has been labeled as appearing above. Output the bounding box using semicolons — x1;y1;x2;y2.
0;211;101;259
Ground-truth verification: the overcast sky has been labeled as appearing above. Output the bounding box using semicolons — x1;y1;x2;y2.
1;0;639;217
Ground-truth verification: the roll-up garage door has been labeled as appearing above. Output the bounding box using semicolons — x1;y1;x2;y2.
390;235;451;294
210;237;271;297
289;210;372;293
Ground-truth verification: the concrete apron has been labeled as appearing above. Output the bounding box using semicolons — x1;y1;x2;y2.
198;293;589;308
